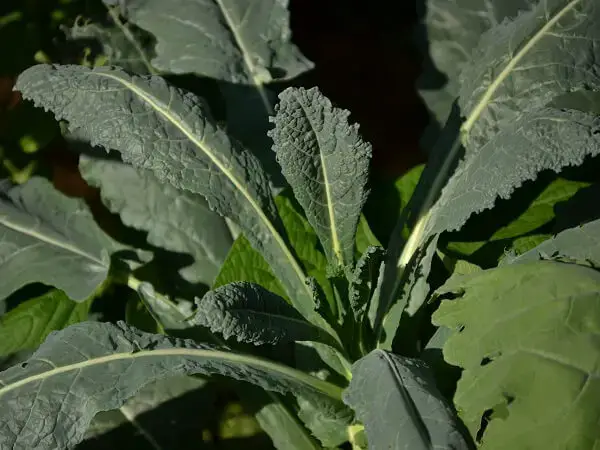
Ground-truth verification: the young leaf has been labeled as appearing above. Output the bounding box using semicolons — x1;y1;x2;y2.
114;0;314;87
0;177;124;302
432;260;600;448
15;64;325;332
0;321;343;450
80;155;233;286
193;281;338;347
343;349;471;450
269;87;372;269
136;282;323;450
349;246;385;323
0;289;91;356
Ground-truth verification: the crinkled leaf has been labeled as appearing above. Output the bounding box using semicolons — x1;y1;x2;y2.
269;86;372;268
388;0;600;326
193;281;337;347
426;108;600;237
114;0;313;85
15;64;325;332
417;0;528;126
388;107;600;330
0;321;343;450
0;289;91;356
349;246;385;322
0;176;124;302
136;282;320;450
433;260;600;449
460;0;600;153
343;349;471;450
80;156;233;286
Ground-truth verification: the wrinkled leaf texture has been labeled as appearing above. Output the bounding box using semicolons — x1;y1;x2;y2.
15;65;334;338
0;321;343;450
269;87;371;269
383;0;600;327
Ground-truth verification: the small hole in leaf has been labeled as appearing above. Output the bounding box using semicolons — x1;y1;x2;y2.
593;128;600;135
503;393;515;405
480;357;493;366
457;325;465;333
20;362;28;369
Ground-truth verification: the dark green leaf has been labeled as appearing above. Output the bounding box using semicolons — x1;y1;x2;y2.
0;321;343;449
269;87;371;268
193;281;338;347
343;349;471;450
0;177;124;302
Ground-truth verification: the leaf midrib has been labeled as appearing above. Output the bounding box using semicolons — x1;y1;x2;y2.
0;213;105;267
461;0;582;136
0;347;344;400
90;72;313;317
295;95;344;266
215;0;273;114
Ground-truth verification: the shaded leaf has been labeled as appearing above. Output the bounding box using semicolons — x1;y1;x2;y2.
65;13;156;74
417;0;529;127
0;289;91;356
343;349;471;450
0;321;343;449
115;0;313;110
0;177;124;302
297;394;354;448
505;217;600;266
80;156;233;286
213;234;288;299
85;375;208;445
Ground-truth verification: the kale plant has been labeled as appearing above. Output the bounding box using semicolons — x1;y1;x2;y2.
0;0;599;449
